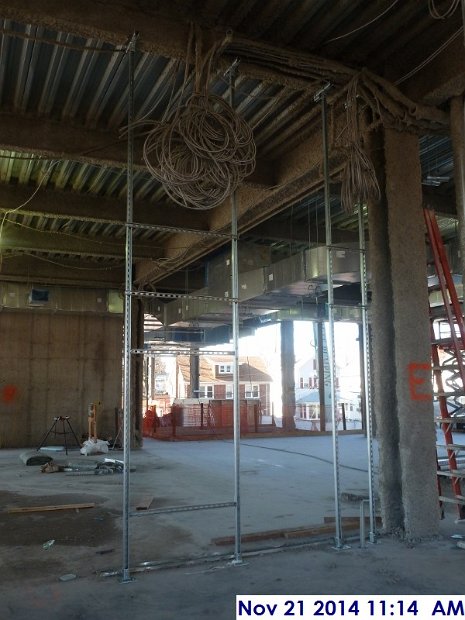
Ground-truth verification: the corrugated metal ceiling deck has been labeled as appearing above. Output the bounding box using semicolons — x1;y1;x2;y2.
0;1;461;291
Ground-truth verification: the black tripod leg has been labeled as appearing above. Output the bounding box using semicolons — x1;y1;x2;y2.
65;419;81;448
37;420;57;452
62;418;68;455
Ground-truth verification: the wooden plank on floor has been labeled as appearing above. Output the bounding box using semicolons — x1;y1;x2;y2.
6;503;95;514
134;497;154;511
213;523;344;546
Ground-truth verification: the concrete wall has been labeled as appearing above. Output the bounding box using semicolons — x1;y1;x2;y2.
0;311;123;448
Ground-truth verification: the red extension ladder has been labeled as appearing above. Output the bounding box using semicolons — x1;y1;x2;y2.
424;207;465;519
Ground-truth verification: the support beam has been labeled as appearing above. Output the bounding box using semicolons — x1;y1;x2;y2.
0;254;124;287
135;129;348;285
280;320;296;431
316;321;326;433
0;183;210;231
1;222;160;259
422;187;456;217
189;350;200;398
384;128;439;539
398;36;465;106
450;96;465;309
367;129;402;532
0;114;274;187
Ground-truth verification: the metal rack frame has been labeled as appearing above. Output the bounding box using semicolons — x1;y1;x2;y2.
317;85;376;549
120;40;376;580
121;42;242;581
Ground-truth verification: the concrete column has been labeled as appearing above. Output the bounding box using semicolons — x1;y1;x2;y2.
190;349;200;398
450;96;465;307
280;320;296;430
385;128;439;538
367;129;403;532
132;298;144;447
316;321;326;431
358;322;367;434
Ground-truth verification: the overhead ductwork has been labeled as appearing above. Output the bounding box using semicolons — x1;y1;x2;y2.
158;242;366;328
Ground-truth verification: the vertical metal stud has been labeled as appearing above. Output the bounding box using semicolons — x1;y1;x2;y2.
358;205;377;544
229;62;242;565
122;32;137;584
319;85;343;548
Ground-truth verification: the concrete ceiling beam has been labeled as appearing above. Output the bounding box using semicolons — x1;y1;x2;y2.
0;254;124;287
422;186;456;216
393;37;465;106
0;183;210;230
135;139;347;285
0;114;274;188
1;222;161;259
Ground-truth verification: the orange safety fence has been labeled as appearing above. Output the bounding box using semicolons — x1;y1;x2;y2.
143;399;266;439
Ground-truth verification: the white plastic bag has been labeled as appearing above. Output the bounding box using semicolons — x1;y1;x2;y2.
80;439;109;455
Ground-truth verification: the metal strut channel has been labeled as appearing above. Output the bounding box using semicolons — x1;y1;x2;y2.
131;349;235;356
358;205;377;543
130;501;236;517
122;32;137;584
129;291;235;302
227;60;242;566
316;83;343;549
128;222;231;238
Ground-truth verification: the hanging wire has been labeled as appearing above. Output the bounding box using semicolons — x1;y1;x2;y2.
142;31;256;210
340;77;380;213
325;0;400;43
395;27;463;85
428;0;460;19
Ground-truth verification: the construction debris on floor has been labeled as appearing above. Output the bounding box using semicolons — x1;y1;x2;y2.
36;458;126;475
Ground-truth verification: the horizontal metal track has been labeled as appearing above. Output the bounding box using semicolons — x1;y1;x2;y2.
129;222;231;239
131;348;235;356
129;291;234;302
130;501;236;517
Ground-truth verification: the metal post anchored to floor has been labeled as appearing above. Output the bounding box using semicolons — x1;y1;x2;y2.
317;83;344;549
358;205;377;544
228;60;242;566
121;32;137;584
359;499;369;548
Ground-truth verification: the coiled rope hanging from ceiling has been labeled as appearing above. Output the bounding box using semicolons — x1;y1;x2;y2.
143;31;256;210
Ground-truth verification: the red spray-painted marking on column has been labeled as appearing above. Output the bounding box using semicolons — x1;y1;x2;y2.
408;362;432;401
2;384;18;403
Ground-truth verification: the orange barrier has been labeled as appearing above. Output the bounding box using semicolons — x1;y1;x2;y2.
143;399;266;439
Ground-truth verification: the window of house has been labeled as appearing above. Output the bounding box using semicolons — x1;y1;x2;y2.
198;384;213;398
299;377;304;389
218;364;233;374
245;384;259;398
225;385;233;399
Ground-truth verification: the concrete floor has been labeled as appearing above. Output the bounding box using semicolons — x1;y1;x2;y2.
0;434;464;620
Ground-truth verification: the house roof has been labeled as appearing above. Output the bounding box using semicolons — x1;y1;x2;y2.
177;355;272;384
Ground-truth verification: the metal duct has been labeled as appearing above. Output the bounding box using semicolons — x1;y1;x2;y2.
0;282;119;314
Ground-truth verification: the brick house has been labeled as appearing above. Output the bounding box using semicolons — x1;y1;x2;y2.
175;355;273;416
